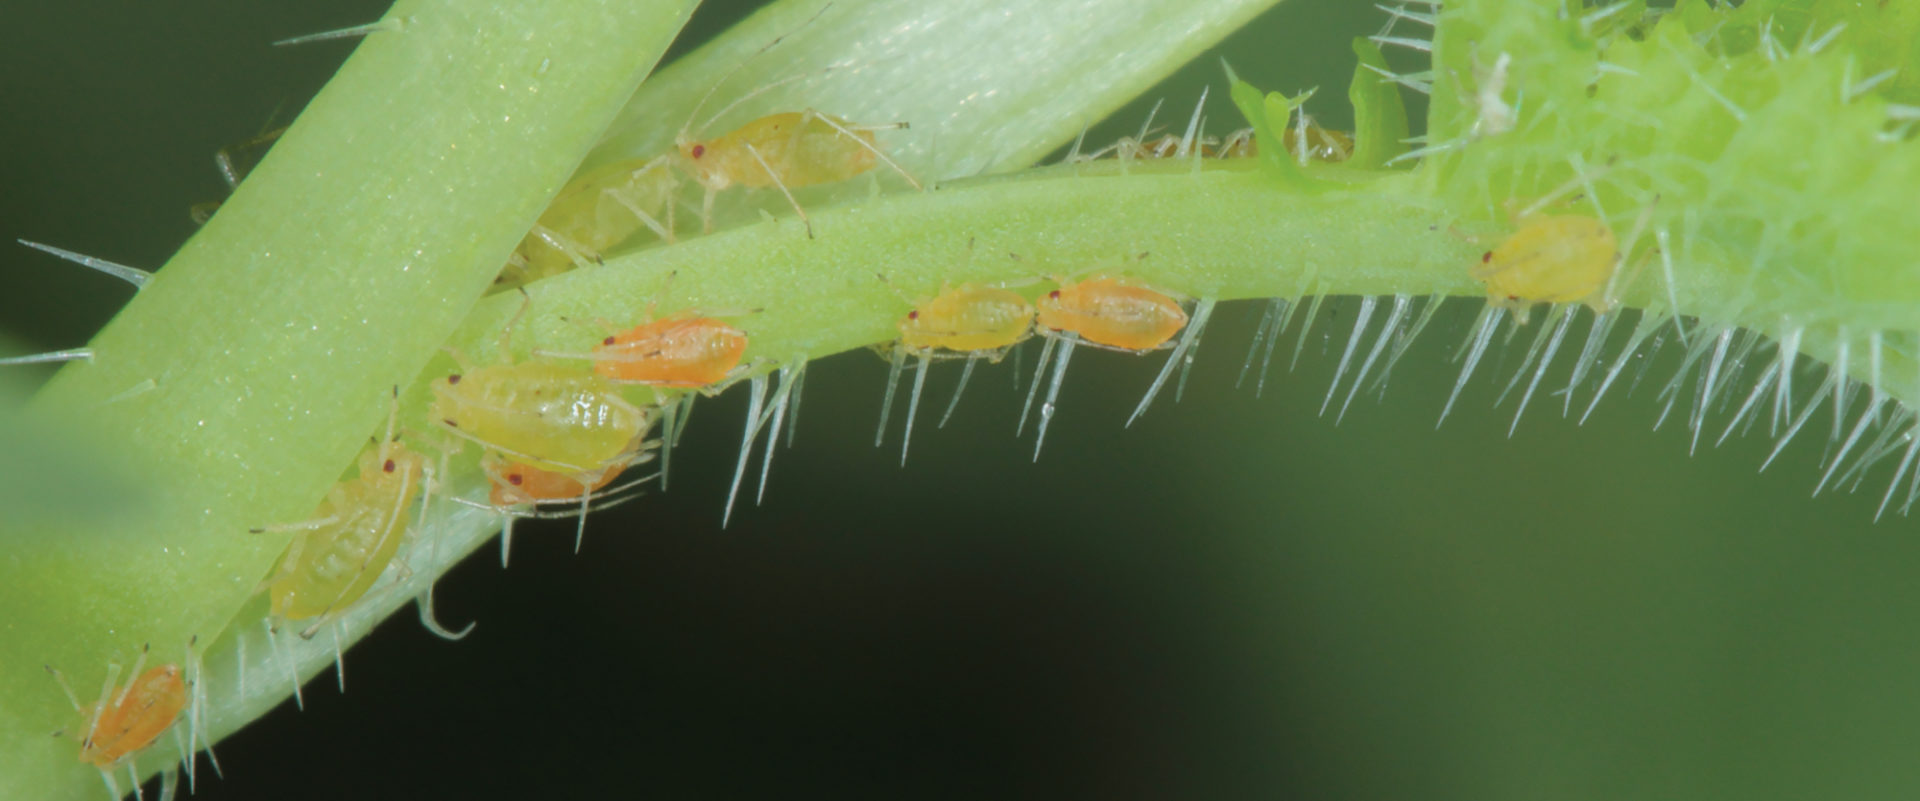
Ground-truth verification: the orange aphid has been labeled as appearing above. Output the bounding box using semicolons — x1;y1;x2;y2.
1036;277;1189;351
485;453;625;507
49;656;187;771
591;313;749;388
898;284;1035;355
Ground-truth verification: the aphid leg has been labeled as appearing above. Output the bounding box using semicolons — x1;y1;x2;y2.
723;375;770;528
802;110;925;190
0;348;92;366
876;347;905;447
1320;296;1378;417
528;225;605;270
938;354;980;429
1016;336;1057;437
756;363;802;507
18;239;152;289
1129;298;1216;427
1064;123;1091;164
901;352;931;465
1337;294;1406;424
1032;334;1079;462
742;142;814;238
1439;303;1503;428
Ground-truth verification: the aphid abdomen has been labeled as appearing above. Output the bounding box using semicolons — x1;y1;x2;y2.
899;286;1035;353
1037;279;1189;351
1472;215;1618;308
691;112;879;190
434;362;649;474
80;664;186;768
593;316;749;387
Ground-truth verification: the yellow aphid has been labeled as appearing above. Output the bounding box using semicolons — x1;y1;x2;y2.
898;283;1036;355
1471;214;1619;319
676;109;919;236
433;361;652;479
261;435;426;638
499;157;678;289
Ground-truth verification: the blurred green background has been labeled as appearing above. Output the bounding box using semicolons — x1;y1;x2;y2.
7;0;1920;799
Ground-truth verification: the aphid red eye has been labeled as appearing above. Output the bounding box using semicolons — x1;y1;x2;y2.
603;336;618;346
447;374;462;384
509;474;524;486
690;144;706;158
1048;290;1061;300
443;419;458;428
383;459;397;473
1481;251;1493;263
907;310;919;320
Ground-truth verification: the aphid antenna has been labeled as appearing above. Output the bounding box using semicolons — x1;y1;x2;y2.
1336;294;1409;424
1320;295;1378;418
19;239;151;289
680;2;839;142
1031;333;1079;462
1129;297;1217;427
0;347;91;366
272;16;406;47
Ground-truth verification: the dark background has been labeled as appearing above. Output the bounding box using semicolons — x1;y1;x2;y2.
8;1;1920;799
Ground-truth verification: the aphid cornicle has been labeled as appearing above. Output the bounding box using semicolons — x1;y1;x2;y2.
1036;276;1190;352
261;435;427;638
1471;214;1619;320
499;157;678;288
589;313;750;389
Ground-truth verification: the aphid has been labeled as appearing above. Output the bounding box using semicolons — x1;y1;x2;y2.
257;406;429;639
585;312;751;389
497;157;678;289
1020;274;1190;460
480;442;655;559
1215;125;1354;161
675;109;920;236
434;360;652;478
876;281;1036;464
1036;276;1189;352
1470;214;1618;322
47;647;188;801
